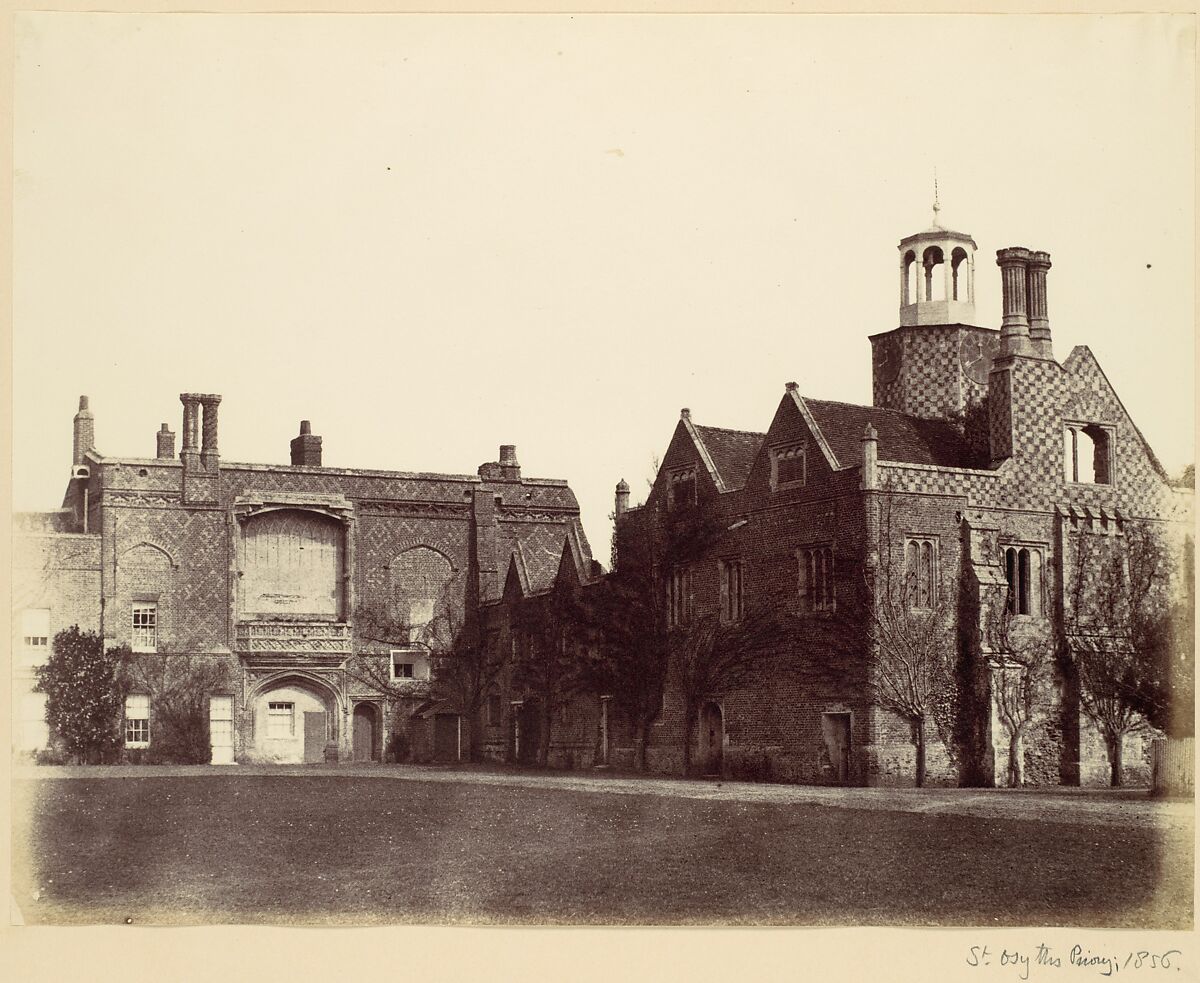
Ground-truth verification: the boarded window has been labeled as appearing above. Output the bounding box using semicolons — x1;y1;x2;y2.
241;510;343;618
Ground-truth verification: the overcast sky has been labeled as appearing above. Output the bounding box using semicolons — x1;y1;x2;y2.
12;13;1195;557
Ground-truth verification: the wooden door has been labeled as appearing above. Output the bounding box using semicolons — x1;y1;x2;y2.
303;711;326;763
353;704;377;762
517;700;541;765
209;696;234;765
821;712;852;785
700;702;723;775
433;713;459;763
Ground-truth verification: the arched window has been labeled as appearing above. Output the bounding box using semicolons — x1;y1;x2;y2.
391;546;455;643
1003;545;1043;616
798;546;835;613
951;247;970;302
904;538;937;610
923;246;946;302
902;250;917;305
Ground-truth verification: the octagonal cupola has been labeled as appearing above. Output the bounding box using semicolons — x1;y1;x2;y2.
898;197;977;327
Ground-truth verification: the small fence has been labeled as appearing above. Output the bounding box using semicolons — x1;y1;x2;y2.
1151;737;1195;796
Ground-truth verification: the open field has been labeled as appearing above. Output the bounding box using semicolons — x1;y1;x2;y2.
10;768;1193;927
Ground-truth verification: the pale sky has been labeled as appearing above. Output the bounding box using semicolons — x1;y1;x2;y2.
12;13;1195;558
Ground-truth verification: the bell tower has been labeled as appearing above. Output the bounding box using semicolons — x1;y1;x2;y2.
898;196;978;326
871;195;1000;421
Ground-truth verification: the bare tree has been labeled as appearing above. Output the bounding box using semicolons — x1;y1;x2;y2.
865;487;958;788
1067;522;1179;786
573;508;672;771
983;595;1055;787
672;604;784;777
345;572;504;762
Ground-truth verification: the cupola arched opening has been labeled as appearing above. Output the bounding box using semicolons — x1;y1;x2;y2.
902;250;918;306
922;245;946;302
951;246;971;302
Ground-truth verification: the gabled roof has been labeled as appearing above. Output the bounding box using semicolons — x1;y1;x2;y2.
691;425;765;492
1063;345;1169;482
803;397;974;469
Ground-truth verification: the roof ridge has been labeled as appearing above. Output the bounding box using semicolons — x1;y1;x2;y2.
692;423;767;438
804;396;959;426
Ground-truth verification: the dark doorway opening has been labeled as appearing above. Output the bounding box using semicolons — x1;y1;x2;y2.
353;703;379;763
699;702;723;776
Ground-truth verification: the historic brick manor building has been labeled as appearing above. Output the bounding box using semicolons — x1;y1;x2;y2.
484;212;1192;786
13;396;595;764
12;211;1192;785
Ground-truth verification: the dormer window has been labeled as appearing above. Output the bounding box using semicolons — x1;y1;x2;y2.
771;444;807;491
666;467;697;509
1063;423;1113;485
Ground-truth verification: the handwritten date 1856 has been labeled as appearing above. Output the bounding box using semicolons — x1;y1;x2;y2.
966;943;1183;979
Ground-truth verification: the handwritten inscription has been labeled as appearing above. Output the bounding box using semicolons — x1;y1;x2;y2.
966;944;1184;979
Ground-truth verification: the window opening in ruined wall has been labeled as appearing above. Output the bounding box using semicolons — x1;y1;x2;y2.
1063;423;1113;484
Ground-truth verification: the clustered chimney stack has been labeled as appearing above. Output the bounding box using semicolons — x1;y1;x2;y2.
996;247;1032;357
996;247;1053;360
179;394;222;469
72;396;95;467
290;420;323;467
179;393;221;502
615;479;630;516
156;423;176;460
1026;251;1053;359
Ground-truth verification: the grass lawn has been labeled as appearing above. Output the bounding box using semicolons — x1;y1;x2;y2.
11;775;1193;927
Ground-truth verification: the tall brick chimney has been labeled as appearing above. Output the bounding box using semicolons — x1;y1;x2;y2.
72;396;94;467
996;247;1032;358
180;393;220;502
199;394;221;471
1026;250;1053;359
180;394;201;469
156;423;176;459
291;420;323;467
498;444;520;481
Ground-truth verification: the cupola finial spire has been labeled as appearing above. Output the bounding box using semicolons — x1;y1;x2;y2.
931;169;942;228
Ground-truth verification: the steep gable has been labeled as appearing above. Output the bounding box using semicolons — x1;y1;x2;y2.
691;425;765;492
1061;346;1169;483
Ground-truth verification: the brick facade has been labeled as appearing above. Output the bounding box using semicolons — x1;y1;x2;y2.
14;402;593;765
483;219;1191;789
